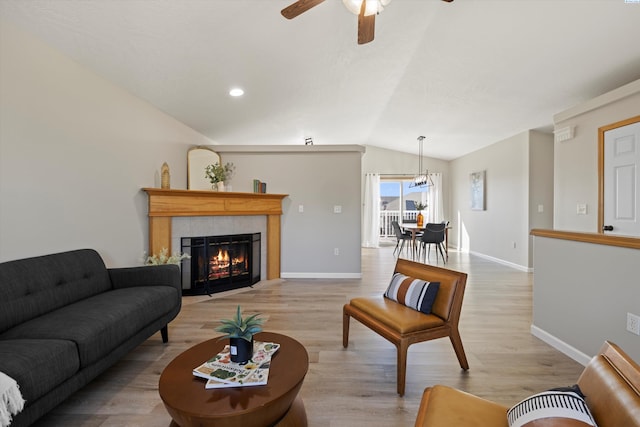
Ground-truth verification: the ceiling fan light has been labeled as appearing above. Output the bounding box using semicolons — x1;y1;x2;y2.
342;0;361;15
364;0;379;16
343;0;390;16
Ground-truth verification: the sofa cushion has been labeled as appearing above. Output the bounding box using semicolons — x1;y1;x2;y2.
0;249;112;334
507;385;597;427
384;272;440;315
0;339;79;403
0;286;179;368
415;385;509;427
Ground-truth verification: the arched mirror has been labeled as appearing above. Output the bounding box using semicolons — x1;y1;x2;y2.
187;146;220;190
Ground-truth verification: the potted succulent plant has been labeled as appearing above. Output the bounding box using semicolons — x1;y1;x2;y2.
215;305;264;364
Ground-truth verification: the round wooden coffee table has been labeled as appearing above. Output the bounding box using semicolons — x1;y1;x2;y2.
159;332;308;427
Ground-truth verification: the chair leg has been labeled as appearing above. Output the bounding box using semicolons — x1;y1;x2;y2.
396;340;409;396
343;310;351;348
449;331;469;370
437;243;446;263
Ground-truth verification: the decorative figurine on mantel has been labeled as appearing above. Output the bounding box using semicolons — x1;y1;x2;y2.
161;162;170;189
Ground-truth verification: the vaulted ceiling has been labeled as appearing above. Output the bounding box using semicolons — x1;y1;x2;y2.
2;0;639;160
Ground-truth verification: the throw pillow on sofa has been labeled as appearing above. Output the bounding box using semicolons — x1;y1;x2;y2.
507;384;597;427
384;272;439;315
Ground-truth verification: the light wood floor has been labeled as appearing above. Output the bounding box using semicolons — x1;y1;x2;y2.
33;243;584;427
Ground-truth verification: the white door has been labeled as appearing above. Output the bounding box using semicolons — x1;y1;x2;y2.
603;121;640;236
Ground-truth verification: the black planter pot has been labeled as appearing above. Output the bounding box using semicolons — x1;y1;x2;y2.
229;337;253;364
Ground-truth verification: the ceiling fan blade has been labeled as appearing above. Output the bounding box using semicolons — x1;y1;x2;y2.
357;2;375;44
281;0;326;19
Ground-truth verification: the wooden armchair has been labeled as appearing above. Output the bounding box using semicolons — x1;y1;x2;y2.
343;258;469;396
414;341;640;427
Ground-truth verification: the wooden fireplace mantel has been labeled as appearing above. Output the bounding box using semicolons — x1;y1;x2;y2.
142;188;288;280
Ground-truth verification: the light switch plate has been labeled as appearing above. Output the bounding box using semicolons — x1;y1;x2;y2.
576;203;587;215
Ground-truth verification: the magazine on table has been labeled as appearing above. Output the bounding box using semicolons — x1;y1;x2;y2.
192;341;280;389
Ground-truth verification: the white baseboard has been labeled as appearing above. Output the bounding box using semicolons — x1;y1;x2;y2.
280;272;362;279
469;250;532;272
530;325;591;366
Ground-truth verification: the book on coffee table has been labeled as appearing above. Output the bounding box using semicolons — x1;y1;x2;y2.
192;341;280;389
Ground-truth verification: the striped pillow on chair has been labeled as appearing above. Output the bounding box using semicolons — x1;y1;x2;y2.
384;273;440;315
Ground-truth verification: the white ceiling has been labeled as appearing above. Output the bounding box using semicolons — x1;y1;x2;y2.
2;0;640;160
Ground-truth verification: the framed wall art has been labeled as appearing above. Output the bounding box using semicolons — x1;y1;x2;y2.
470;170;486;211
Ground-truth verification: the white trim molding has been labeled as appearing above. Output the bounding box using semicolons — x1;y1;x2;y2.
530;325;592;366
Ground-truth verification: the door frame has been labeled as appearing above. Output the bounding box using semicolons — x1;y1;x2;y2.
597;114;640;233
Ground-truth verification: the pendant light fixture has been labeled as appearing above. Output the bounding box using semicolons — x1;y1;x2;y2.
410;136;434;188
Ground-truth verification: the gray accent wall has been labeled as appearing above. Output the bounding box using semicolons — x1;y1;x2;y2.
531;79;640;363
449;130;553;270
213;145;364;278
553;79;640;232
532;236;640;363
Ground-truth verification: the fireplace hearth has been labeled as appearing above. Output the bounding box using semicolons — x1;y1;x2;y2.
181;233;260;295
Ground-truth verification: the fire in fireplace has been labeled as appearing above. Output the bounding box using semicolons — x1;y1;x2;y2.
180;233;260;295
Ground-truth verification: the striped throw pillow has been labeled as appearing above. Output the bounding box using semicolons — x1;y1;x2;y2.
384;273;440;314
508;385;597;427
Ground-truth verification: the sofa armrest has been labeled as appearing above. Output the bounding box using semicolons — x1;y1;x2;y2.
108;264;181;294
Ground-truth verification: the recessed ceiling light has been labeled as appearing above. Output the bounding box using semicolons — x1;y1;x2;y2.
229;88;244;97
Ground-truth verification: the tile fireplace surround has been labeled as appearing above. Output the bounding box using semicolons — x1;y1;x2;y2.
142;188;288;279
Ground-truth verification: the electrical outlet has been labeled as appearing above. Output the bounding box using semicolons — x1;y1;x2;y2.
334;248;339;256
627;312;640;335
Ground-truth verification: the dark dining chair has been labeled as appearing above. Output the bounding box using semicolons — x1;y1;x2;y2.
392;221;413;256
419;222;447;263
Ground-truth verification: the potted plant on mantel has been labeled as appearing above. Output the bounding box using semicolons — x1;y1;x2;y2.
205;162;235;191
215;306;265;364
415;202;427;227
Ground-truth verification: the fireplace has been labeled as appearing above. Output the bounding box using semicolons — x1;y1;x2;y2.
180;233;261;295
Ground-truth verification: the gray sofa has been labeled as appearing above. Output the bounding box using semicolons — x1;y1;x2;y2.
0;249;182;426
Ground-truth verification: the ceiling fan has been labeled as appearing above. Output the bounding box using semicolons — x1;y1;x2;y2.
281;0;454;45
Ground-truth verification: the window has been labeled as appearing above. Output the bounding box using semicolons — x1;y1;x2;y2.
379;179;429;236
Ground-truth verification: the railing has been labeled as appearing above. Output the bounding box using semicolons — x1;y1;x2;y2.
380;210;419;237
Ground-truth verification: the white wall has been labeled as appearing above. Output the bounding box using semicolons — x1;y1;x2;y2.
553;79;640;231
450;132;531;269
0;21;211;266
